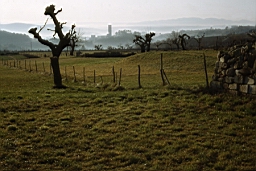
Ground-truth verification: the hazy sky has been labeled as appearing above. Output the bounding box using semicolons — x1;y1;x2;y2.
1;0;256;25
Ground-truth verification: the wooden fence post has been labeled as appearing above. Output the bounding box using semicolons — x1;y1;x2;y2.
112;66;115;83
25;60;26;70
160;53;166;86
163;70;171;86
138;65;142;88
203;53;209;88
73;66;77;82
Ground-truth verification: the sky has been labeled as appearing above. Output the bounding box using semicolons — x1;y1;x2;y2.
0;0;256;26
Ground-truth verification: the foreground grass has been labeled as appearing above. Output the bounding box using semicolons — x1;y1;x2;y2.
0;51;256;171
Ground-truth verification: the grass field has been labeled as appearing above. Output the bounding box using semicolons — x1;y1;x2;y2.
0;50;256;171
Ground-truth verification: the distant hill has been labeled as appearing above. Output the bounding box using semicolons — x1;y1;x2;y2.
1;17;255;37
0;30;48;51
135;17;255;27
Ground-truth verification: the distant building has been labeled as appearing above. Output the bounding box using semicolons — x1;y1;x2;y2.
108;24;112;37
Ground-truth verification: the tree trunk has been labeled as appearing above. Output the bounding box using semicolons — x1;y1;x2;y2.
141;45;145;53
70;45;75;56
50;56;65;88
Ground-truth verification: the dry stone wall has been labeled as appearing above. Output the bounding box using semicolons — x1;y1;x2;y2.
210;40;256;95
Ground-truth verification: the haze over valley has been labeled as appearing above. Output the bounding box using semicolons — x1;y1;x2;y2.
0;17;255;51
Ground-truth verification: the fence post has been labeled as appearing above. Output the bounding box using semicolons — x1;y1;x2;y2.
160;53;166;86
163;70;171;86
73;66;77;82
112;66;115;83
25;60;26;70
203;53;209;88
138;65;142;88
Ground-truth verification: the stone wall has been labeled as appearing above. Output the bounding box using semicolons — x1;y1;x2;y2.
210;37;256;95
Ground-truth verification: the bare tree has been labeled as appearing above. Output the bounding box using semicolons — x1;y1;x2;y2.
94;44;103;50
133;32;155;53
28;5;77;88
179;33;190;50
145;32;155;52
170;31;180;50
133;35;146;53
194;33;205;50
69;29;84;56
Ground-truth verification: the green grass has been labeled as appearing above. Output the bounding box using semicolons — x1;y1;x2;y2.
0;50;256;170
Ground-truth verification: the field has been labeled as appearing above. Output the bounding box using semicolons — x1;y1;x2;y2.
0;50;256;171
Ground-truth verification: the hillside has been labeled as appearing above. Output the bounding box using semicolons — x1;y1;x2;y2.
0;30;48;51
0;51;255;170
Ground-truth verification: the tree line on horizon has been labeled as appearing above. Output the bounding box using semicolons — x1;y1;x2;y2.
1;25;255;52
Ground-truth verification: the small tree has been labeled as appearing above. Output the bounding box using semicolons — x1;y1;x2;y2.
194;33;205;50
179;33;190;50
170;31;180;50
94;45;103;50
28;5;77;88
70;29;84;56
133;32;155;53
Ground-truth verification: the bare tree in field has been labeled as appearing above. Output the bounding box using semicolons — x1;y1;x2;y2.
28;5;77;88
133;35;146;52
170;31;180;50
69;29;84;56
133;32;155;53
145;32;155;52
179;33;190;50
194;33;205;50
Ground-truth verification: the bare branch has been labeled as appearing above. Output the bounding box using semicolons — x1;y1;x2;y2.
54;8;62;15
38;18;49;33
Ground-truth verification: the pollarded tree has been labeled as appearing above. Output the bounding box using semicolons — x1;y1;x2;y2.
133;32;155;53
179;33;190;50
133;35;146;53
145;32;155;52
28;5;77;88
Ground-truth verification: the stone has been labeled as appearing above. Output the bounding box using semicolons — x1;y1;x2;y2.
248;85;256;95
234;75;244;84
226;68;236;77
239;85;248;94
224;76;234;84
223;83;229;89
244;77;255;85
229;83;238;90
219;55;229;63
221;62;228;69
